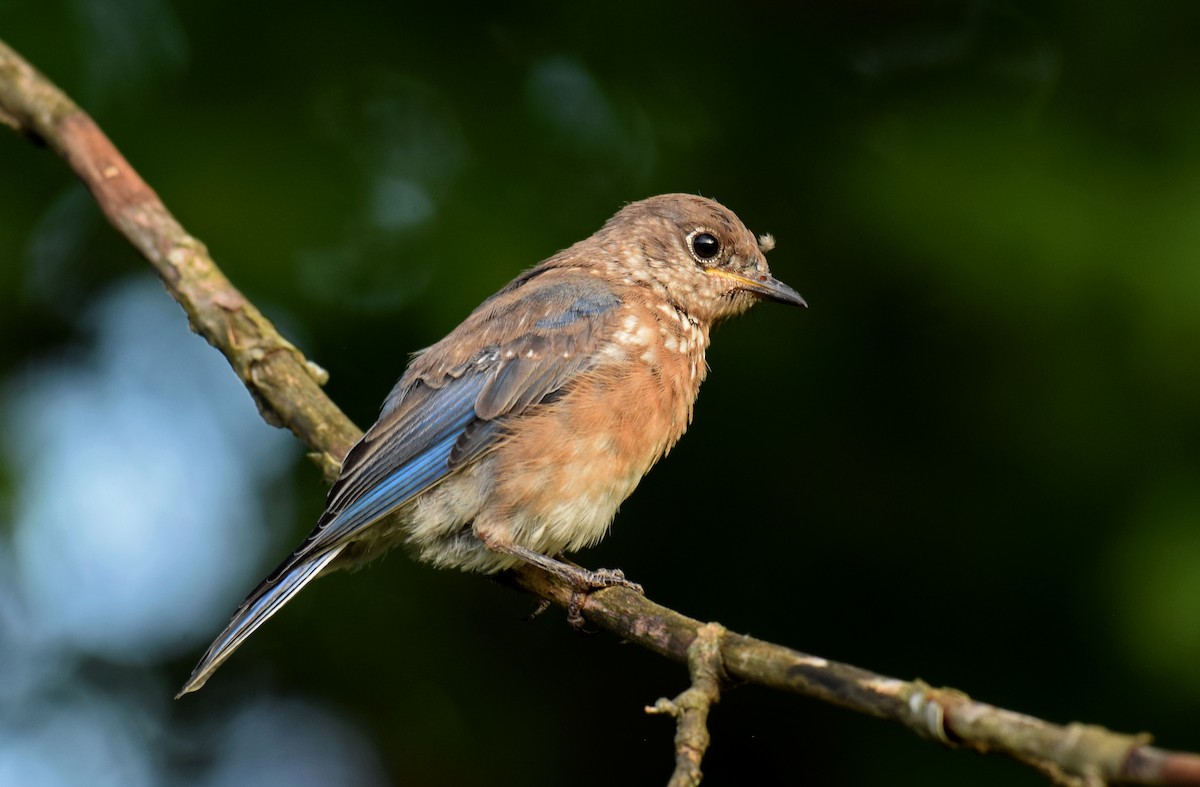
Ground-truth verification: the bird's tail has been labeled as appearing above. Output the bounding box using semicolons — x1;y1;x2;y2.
175;545;346;698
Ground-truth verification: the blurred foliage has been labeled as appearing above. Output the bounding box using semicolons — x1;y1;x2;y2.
2;0;1199;785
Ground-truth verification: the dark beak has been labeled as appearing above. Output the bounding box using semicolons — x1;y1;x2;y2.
745;274;807;307
705;267;807;307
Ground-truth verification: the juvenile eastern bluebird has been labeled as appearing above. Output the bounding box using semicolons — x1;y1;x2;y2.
178;193;804;696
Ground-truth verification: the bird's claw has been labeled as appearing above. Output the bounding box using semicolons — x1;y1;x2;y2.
576;567;643;594
567;592;589;630
562;567;642;632
523;598;552;621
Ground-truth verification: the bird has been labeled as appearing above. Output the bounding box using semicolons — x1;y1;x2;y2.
177;193;805;697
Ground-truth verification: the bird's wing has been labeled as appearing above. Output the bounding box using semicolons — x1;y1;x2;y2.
178;271;621;695
314;272;623;550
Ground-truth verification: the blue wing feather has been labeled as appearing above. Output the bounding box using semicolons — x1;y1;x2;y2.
177;375;487;697
309;371;490;553
315;417;471;546
175;544;344;697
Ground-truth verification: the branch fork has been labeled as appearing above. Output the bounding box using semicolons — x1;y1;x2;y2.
646;622;727;787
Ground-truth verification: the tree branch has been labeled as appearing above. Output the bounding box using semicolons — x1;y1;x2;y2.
0;39;357;481
2;36;1196;787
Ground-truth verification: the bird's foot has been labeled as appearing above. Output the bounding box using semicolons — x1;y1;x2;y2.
556;566;643;630
479;532;644;594
572;566;643;594
477;532;643;629
567;591;589;630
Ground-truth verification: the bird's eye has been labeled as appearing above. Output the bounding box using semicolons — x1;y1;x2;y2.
689;232;720;261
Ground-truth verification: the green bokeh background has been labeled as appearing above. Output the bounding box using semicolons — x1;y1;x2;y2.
2;1;1199;784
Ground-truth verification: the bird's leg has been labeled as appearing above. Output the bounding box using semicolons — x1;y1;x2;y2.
476;529;644;595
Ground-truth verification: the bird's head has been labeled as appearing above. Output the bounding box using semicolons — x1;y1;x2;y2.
598;193;806;324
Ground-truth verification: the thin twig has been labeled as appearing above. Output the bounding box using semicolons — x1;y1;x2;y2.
646;622;726;787
1;36;1196;787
